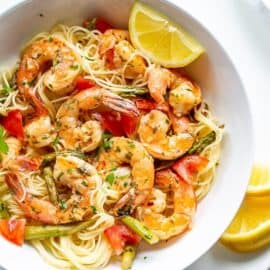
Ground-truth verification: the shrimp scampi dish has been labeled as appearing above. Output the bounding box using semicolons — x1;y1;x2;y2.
0;9;223;270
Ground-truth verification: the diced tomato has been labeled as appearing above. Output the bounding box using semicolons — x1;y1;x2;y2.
135;99;169;112
172;155;209;184
104;48;115;69
95;17;112;33
2;110;24;140
83;17;112;33
98;111;139;137
104;224;141;255
0;218;26;246
99;111;125;136
121;113;139;137
75;76;95;91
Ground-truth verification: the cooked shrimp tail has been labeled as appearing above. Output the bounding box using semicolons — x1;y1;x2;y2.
102;90;139;116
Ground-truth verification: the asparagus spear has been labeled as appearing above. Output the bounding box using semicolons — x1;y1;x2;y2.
0;201;10;219
43;167;58;205
25;219;95;240
115;87;148;97
121;245;136;270
188;131;216;155
121;216;159;244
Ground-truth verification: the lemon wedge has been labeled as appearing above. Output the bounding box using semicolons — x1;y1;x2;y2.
247;163;270;196
129;1;205;67
221;195;270;252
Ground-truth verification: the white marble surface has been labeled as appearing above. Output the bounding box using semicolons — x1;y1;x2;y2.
0;0;269;269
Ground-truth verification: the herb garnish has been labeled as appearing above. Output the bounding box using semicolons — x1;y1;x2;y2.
105;173;115;185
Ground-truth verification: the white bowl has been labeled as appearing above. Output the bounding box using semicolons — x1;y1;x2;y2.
0;0;254;269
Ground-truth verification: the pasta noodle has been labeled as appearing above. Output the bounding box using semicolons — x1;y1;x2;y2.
0;22;223;270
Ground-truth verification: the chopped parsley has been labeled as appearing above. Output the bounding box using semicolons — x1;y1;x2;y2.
56;172;64;181
59;199;67;210
67;168;73;174
127;140;135;148
52;136;60;147
83;17;97;31
77;167;89;175
105;173;115;185
70;64;79;70
0;82;13;96
125;152;132;160
81;180;88;187
53;59;59;66
90;205;97;214
101;132;112;150
0;126;8;154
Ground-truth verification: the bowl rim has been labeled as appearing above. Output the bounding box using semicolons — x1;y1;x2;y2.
0;0;255;269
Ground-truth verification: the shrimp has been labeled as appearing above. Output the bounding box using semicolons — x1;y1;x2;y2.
148;67;202;116
138;110;194;160
99;29;146;78
25;115;57;148
137;169;196;240
98;137;154;215
5;155;100;224
56;87;139;152
1;137;22;165
148;188;167;214
1;137;40;171
17;37;80;114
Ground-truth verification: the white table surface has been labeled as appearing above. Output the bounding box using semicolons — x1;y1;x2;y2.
0;0;270;269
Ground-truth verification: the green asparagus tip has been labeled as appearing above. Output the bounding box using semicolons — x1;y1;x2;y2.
188;131;216;155
121;245;136;270
122;216;159;245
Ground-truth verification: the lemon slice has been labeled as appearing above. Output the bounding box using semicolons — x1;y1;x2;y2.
247;164;270;196
129;1;205;67
220;195;270;252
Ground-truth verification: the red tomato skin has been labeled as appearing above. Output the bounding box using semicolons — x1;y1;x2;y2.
0;218;26;246
75;76;95;91
104;48;115;69
95;17;112;33
99;111;125;136
172;155;209;184
121;113;138;137
104;224;141;255
2;110;24;140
